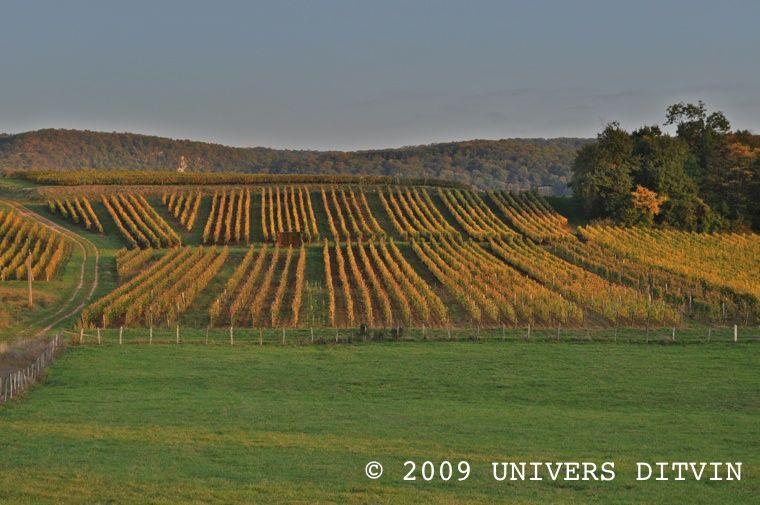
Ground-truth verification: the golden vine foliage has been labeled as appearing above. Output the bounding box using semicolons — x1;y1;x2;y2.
249;247;282;326
0;209;68;281
488;191;572;242
365;241;408;325
270;247;294;327
260;186;319;242
20;169;468;188
101;194;179;249
82;246;227;327
115;248;155;278
164;190;202;231
333;240;354;327
344;240;373;325
380;187;456;239
386;240;447;323
209;245;311;328
438;189;516;240
225;245;269;327
546;237;751;322
323;240;336;326
47;196;104;233
578;226;760;321
202;189;249;244
489;237;679;326
411;236;582;327
356;241;393;326
322;240;444;327
291;245;307;326
322;187;383;240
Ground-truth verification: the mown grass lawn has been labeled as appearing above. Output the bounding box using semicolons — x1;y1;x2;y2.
0;342;757;504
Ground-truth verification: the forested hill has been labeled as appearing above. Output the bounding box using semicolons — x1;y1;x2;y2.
0;129;589;193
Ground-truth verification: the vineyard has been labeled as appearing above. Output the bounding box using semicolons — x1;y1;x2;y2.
488;191;572;242
323;239;447;328
438;189;517;240
575;226;760;323
82;246;228;327
47;196;104;233
27;180;751;332
321;187;384;241
261;186;319;242
488;238;679;326
11;170;470;188
163;191;202;231
379;187;458;239
202;189;251;244
207;244;307;327
115;248;155;278
0;209;68;281
101;194;181;249
411;236;580;326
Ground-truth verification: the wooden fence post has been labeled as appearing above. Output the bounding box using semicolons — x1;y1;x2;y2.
259;327;263;346
97;327;101;345
176;325;180;344
230;326;234;346
27;253;33;308
310;327;314;343
79;328;84;345
734;324;738;343
119;327;123;345
149;326;153;345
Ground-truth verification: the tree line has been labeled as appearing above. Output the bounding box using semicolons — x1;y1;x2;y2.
572;101;759;231
0;129;587;193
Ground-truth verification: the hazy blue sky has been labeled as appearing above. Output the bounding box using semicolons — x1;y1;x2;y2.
2;0;758;150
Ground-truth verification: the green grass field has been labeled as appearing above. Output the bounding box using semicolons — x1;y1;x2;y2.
1;342;757;504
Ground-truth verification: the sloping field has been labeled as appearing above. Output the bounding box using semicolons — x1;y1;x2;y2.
3;178;756;331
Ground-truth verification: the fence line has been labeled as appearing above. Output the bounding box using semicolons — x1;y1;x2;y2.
0;335;63;405
64;324;760;347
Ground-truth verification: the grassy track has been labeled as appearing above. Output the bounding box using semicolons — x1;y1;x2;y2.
0;199;101;343
0;342;757;504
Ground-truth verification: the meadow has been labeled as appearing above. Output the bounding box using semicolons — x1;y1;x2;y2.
0;342;757;504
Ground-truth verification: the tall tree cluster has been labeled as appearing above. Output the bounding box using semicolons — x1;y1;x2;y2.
571;102;760;231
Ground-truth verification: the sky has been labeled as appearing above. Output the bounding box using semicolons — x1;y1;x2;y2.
1;0;758;150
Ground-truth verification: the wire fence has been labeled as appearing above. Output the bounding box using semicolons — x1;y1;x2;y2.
65;324;760;347
0;335;63;404
2;327;755;405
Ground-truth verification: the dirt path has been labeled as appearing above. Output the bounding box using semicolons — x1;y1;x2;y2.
0;199;100;339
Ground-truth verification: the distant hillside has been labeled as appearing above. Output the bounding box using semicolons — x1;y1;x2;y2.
0;129;589;193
